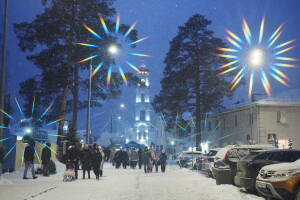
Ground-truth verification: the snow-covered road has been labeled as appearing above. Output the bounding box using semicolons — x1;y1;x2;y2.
0;163;263;200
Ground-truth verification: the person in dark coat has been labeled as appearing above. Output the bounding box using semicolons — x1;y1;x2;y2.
23;141;37;179
80;144;92;179
114;149;122;168
122;149;129;169
159;149;168;173
143;147;151;173
138;149;143;169
92;146;102;180
66;144;80;179
41;142;51;176
104;147;110;161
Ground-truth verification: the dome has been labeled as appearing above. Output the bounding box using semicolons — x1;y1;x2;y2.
139;64;149;75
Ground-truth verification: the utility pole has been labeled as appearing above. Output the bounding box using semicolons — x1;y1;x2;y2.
0;0;9;177
86;60;92;144
110;114;113;134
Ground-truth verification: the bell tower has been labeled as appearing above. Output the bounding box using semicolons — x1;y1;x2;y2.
134;64;151;145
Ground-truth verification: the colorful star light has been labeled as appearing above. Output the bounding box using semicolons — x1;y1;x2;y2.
0;98;65;140
216;16;298;98
75;14;151;86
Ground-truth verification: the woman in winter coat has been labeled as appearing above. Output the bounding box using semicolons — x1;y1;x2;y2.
159;149;168;173
92;146;102;180
122;149;129;169
99;146;105;176
114;149;122;168
80;144;92;179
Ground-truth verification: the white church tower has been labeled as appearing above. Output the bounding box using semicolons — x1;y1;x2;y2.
134;64;152;145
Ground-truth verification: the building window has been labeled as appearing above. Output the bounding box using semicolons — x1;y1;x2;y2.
249;113;253;125
201;121;205;131
215;120;220;130
141;93;145;102
208;121;211;131
140;110;145;121
277;111;281;123
235;115;238;128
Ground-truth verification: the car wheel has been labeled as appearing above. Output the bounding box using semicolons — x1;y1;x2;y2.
245;188;256;194
266;197;275;200
208;171;212;177
295;187;300;200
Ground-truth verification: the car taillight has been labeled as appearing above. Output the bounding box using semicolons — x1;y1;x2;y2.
247;162;258;167
224;153;229;162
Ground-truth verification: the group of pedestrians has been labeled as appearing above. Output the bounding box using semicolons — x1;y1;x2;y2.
23;141;52;179
22;141;169;181
111;146;168;174
143;147;167;173
66;143;105;180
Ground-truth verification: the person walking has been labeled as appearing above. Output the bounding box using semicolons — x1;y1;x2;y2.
80;144;92;179
159;149;168;173
143;147;151;173
41;142;51;176
153;151;160;173
114;149;122;168
110;147;116;166
138;148;143;169
66;144;80;179
23;140;37;179
122;149;129;169
99;146;105;176
92;146;102;180
130;148;139;169
104;147;110;161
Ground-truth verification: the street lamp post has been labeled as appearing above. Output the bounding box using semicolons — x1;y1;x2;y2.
0;0;9;178
86;60;92;144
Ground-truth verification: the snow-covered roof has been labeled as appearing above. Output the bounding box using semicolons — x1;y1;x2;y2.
231;144;276;150
254;98;300;106
209;98;300;116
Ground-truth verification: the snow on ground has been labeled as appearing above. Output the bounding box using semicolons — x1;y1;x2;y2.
0;162;263;200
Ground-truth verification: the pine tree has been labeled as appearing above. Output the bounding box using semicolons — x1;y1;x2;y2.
14;0;137;138
153;14;234;147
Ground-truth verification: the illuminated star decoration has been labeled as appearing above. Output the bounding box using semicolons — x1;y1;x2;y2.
0;97;65;160
75;14;151;86
216;16;298;98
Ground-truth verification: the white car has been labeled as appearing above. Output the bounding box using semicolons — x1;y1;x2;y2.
176;151;203;168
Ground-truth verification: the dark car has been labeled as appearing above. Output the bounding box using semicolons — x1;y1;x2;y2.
236;149;300;193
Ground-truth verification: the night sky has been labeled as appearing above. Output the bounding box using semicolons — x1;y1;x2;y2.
1;0;300;135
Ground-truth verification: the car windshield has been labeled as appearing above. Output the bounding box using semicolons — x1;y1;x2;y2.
207;150;218;156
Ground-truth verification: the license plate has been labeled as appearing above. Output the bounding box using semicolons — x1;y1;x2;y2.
256;181;267;189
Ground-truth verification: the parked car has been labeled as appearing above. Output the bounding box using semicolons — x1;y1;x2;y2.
201;148;220;176
211;146;233;184
229;144;275;186
256;159;300;200
236;149;300;193
212;144;275;185
176;151;203;168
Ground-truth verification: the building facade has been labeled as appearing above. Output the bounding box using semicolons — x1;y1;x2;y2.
134;64;152;145
201;99;300;151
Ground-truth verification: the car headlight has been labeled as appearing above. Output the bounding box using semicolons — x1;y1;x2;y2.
271;170;294;179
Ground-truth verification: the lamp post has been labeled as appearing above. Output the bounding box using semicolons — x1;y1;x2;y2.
0;0;9;142
247;48;265;145
86;60;92;144
0;0;8;178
